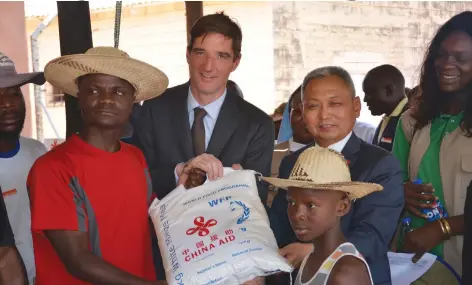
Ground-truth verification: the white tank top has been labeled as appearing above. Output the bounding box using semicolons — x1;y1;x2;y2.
295;242;373;285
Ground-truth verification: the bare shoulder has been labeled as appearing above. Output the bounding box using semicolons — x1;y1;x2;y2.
326;255;371;285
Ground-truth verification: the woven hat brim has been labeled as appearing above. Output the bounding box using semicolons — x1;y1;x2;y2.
0;72;45;88
44;54;169;102
262;177;383;200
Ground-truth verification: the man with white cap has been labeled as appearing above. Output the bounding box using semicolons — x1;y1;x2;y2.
27;47;169;285
0;52;47;284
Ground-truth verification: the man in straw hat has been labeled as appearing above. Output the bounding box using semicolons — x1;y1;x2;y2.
269;66;404;285
263;146;381;285
27;46;169;285
0;51;47;284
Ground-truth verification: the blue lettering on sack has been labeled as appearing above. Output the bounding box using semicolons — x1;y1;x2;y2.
208;196;232;207
232;247;263;257
197;261;227;275
203;277;224;285
182;184;249;207
175;272;184;285
160;204;184;283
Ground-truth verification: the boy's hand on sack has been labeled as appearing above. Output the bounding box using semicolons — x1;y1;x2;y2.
178;154;224;181
242;276;265;285
184;168;207;189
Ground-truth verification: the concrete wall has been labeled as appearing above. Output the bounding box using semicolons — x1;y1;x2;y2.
273;1;472;125
0;1;33;137
26;1;274;140
24;1;472;140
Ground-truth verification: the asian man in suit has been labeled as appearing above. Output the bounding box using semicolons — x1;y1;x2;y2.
132;12;274;282
269;66;404;285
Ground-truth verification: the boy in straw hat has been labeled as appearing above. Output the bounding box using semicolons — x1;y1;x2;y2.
263;146;382;285
27;47;168;285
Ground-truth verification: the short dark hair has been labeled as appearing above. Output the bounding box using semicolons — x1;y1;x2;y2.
187;12;242;60
364;64;405;89
287;85;302;112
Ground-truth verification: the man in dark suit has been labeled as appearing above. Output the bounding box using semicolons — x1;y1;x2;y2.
363;64;409;152
133;12;273;202
132;13;274;282
269;66;404;285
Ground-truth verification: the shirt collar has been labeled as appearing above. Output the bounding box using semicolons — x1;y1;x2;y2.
316;131;352;153
288;137;307;152
187;87;227;119
387;97;408;118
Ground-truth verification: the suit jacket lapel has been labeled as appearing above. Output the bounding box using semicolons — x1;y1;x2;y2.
341;133;362;171
206;91;240;158
172;83;193;161
373;124;381;145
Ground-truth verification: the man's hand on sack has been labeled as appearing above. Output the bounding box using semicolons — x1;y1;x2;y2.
242;276;265;285
177;153;243;188
279;243;314;269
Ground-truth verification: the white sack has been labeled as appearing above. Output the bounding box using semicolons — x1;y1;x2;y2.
149;169;293;285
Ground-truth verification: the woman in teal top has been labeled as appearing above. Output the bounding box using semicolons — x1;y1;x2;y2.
392;11;472;262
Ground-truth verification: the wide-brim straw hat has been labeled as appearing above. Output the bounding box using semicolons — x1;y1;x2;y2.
44;46;169;102
262;146;382;200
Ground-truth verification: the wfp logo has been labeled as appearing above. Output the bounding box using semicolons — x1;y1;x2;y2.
230;201;250;224
208;196;231;207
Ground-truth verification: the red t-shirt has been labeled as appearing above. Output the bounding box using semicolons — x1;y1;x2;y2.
28;135;156;284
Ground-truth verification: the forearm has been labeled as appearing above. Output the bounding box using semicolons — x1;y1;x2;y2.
0;247;28;285
68;251;156;285
445;215;464;236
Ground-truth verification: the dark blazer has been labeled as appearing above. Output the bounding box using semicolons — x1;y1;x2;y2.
463;180;472;284
269;134;404;285
132;82;274;202
372;104;409;152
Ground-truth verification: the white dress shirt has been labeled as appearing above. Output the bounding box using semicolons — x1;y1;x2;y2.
315;131;352;153
288;138;307;153
353;120;376;144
